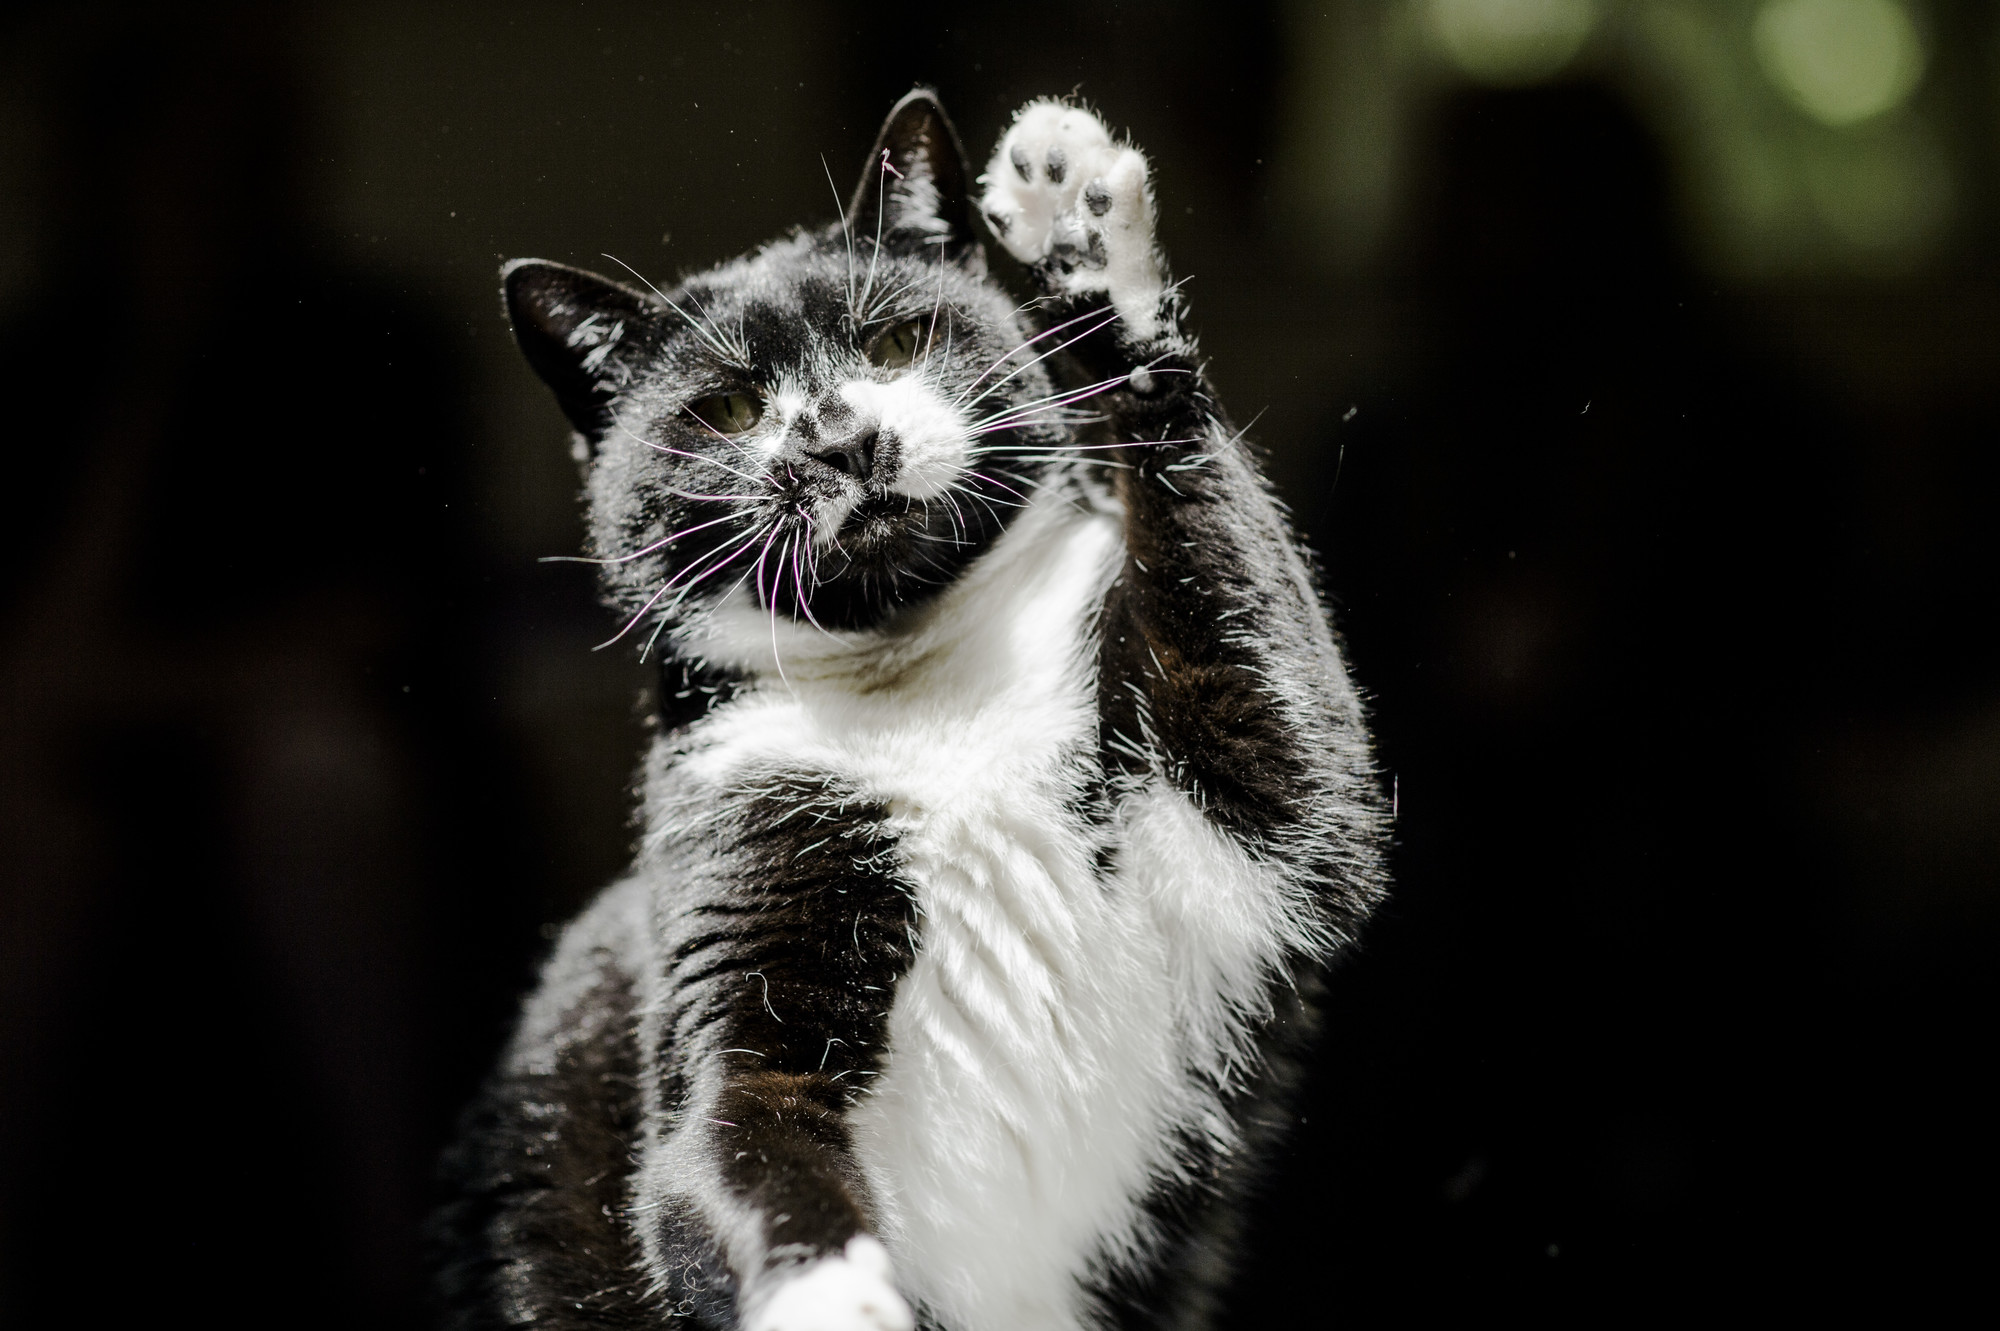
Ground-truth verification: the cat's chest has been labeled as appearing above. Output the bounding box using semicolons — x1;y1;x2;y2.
848;764;1278;1331
670;505;1299;1331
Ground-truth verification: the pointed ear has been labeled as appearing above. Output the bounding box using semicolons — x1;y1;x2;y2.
849;89;982;265
502;259;662;434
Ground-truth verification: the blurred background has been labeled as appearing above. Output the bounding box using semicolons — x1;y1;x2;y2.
2;0;1994;1322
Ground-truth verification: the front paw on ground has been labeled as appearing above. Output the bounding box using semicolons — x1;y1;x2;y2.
746;1236;915;1331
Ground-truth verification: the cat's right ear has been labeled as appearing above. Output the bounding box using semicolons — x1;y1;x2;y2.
503;259;661;435
849;89;984;269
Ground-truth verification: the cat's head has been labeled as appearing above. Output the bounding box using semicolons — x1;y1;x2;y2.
504;90;1087;653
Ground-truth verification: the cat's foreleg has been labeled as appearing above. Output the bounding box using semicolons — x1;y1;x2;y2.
980;103;1385;906
636;790;919;1331
642;978;916;1331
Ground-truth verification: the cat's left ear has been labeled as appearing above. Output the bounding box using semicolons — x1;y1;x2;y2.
849;89;983;268
503;258;662;436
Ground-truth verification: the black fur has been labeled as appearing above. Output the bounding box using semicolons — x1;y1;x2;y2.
658;656;746;737
435;885;660;1328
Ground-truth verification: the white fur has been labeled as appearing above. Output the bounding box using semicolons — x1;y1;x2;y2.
761;374;813;455
749;1236;915;1331
663;487;1316;1331
840;377;969;502
978;103;1166;341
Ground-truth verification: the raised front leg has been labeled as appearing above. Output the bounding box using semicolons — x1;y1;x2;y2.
980;103;1385;920
637;777;920;1331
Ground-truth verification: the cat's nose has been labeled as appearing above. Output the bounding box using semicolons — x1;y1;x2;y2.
801;428;878;484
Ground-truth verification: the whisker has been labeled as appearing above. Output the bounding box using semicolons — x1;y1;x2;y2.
925;247;948;358
788;530;829;634
954;304;1124;407
659;488;766;503
822;154;858;315
962;376;1127;430
690;532;771;628
673;404;768;464
623;504;794;650
956;472;1032;503
751;523;789;688
613;418;771;486
681;289;750;366
968;375;1130;435
540;509;748;566
647;434;774;488
858;274;925;327
636;517;773;659
956;310;1123;417
994;455;1136;470
855;154;890;324
945;481;1015;532
599;253;744;368
974;438;1193;456
594;524;756;652
935;485;967;534
750;521;782;611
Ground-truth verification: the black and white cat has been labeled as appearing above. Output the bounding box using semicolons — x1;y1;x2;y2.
436;91;1388;1331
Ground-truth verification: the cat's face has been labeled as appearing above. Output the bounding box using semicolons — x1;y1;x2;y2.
507;92;1083;644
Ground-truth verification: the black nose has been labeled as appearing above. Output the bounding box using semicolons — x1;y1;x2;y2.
802;428;877;484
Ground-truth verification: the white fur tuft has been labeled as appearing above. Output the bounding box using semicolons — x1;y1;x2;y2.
749;1236;915;1331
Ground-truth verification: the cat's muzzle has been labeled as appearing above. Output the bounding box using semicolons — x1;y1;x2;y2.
797;426;879;485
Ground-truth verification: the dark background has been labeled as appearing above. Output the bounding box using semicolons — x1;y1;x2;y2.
3;1;1993;1323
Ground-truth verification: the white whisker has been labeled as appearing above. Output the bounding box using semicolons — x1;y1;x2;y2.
856;153;891;323
613;418;771;486
954;304;1123;408
540;509;749;566
600;253;745;368
956;314;1123;420
674;404;768;463
596;526;747;652
968;375;1130;435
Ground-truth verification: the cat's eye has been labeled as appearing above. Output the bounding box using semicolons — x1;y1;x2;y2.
687;391;762;435
868;320;929;370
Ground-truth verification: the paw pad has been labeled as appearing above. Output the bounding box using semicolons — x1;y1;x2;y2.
979;101;1167;338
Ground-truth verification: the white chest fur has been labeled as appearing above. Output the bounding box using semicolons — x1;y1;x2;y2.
673;497;1315;1331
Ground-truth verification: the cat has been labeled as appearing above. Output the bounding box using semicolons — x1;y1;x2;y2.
435;90;1388;1331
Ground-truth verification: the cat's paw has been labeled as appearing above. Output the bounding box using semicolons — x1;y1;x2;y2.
748;1236;915;1331
979;100;1167;340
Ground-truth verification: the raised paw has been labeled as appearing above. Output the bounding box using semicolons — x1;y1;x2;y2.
979;100;1167;339
747;1236;915;1331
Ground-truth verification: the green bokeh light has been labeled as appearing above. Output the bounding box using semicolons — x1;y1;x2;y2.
1427;0;1599;85
1278;1;1956;277
1751;0;1925;126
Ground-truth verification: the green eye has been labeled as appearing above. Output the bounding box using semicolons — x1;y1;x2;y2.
687;391;761;434
868;320;928;370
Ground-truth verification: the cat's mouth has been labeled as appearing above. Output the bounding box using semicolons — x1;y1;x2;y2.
745;475;1009;630
798;482;942;553
837;492;922;549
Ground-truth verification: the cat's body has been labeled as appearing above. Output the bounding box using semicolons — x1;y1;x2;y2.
436;93;1387;1331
